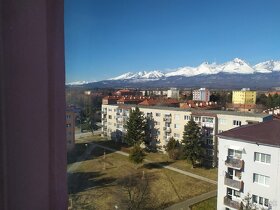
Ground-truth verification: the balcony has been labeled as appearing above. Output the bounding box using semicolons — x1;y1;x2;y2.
224;196;241;209
163;127;171;133
225;156;244;170
224;173;243;191
163;116;171;122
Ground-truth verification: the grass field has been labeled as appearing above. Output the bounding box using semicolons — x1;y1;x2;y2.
191;197;217;210
68;143;216;210
75;135;218;181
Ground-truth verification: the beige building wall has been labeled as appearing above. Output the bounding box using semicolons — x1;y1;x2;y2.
232;90;257;104
66;110;76;152
102;104;272;166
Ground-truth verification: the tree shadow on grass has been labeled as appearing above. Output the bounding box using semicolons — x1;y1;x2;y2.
141;161;174;170
68;171;117;194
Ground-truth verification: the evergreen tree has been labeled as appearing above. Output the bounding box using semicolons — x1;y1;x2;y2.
129;144;146;165
124;107;147;146
165;137;181;160
182;117;203;167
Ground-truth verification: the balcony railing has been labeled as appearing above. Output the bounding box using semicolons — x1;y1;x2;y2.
224;174;243;191
224;196;241;209
225;156;244;170
163;127;171;133
163;116;171;122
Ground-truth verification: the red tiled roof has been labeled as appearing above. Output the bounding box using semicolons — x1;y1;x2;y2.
218;120;280;147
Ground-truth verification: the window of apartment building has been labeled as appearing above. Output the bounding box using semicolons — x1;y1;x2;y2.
253;173;270;186
254;152;271;164
233;120;241;126
202;117;213;123
174;124;180;129
219;118;227;125
174;114;180;120
174;133;180;138
156;113;161;117
157;131;160;135
228;149;242;159
194;116;201;122
66;124;71;127
108;122;112;126
252;195;269;207
184;115;190;120
234;190;240;197
155;121;160;126
206;149;214;156
108;115;112;119
207;139;213;145
108;108;112;112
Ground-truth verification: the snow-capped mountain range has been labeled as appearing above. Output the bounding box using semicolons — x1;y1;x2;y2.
109;58;280;81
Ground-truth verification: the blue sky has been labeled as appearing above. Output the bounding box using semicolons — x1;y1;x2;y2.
65;0;280;83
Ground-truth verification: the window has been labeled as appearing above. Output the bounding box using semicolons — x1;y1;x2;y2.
228;149;242;159
157;131;160;135
194;117;201;122
259;197;263;205
184;115;190;120
108;115;112;119
156;113;161;117
234;190;240;197
253;173;270;186
174;124;180;129
174;114;180;120
233;120;241;126
66;124;71;127
252;195;258;203
202;117;213;123
264;198;269;207
174;133;180;138
255;152;271;164
219;118;227;125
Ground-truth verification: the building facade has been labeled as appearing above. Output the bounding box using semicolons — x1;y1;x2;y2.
101;104;272;166
217;120;280;210
232;89;257;105
167;88;180;99
66;109;76;151
193;88;210;102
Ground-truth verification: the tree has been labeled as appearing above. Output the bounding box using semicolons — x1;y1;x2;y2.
124;107;147;146
117;173;152;210
129;144;146;165
182;117;203;168
165;137;181;160
80;105;97;133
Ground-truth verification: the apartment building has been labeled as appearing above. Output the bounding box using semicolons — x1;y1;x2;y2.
66;108;76;151
232;88;257;105
101;104;272;166
167;88;180;99
217;120;280;210
193;88;210;102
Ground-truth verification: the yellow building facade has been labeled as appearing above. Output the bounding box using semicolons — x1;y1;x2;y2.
232;90;256;104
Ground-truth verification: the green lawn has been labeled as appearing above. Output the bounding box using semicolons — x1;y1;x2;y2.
68;146;216;210
75;135;218;181
191;197;217;210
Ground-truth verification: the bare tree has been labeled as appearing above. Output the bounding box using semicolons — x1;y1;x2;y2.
117;173;152;210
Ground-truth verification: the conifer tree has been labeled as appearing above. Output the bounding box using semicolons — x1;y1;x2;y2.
124;107;147;146
182;117;203;167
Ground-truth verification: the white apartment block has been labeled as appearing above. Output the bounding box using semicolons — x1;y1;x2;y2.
167;88;179;99
193;88;210;102
102;104;272;166
217;120;280;210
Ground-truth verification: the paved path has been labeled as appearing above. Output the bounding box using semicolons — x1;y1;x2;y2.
67;143;96;174
164;190;217;210
92;143;217;185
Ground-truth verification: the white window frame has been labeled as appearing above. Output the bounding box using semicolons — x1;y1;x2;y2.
254;152;271;164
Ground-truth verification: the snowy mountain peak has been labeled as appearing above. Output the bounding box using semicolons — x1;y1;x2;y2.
109;58;280;81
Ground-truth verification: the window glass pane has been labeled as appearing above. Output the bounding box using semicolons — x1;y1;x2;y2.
253;173;258;182
252;195;258;203
259;197;263;205
259;175;264;184
261;154;265;162
264;198;269;207
228;149;234;156
265;176;270;185
266;155;271;163
255;152;260;161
